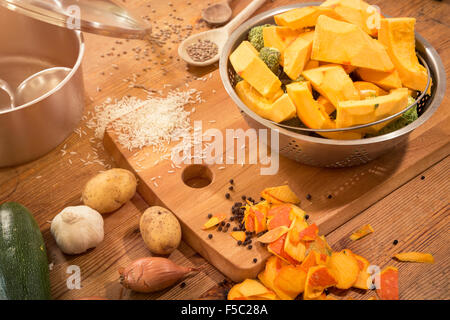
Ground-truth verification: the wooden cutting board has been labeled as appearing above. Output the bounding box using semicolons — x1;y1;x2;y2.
103;63;449;281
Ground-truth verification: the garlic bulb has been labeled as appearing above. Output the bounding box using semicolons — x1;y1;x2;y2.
51;206;104;255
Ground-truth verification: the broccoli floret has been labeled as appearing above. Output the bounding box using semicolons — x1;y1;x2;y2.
248;24;272;51
376;96;418;136
259;47;281;75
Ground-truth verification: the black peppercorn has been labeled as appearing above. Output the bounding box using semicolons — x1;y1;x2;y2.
393;240;398;245
207;213;212;219
218;226;222;231
253;258;258;263
237;240;242;246
305;214;309;220
241;195;246;201
327;194;332;199
180;282;186;288
248;245;253;250
225;193;231;199
208;234;213;239
229;186;234;191
306;194;312;200
229;179;234;184
421;176;425;180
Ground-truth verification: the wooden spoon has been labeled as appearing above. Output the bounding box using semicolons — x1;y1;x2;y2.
202;0;234;26
178;0;266;67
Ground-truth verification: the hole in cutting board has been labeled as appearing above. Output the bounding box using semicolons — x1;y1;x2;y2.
182;164;213;188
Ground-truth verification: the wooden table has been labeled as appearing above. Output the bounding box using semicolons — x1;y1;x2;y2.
0;0;448;300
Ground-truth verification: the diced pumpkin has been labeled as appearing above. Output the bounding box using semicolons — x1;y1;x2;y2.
284;35;314;80
319;62;357;74
378;18;429;92
261;185;300;204
321;0;381;36
302;66;360;108
356;68;402;91
394;252;435;263
336;88;409;129
286;81;334;129
317;96;335;115
230;41;282;98
274;6;344;30
273;264;307;298
304;265;337;299
349;223;374;241
353;81;388;99
231;231;246;242
353;254;370;290
202;214;227;229
235;81;294;123
305;60;320;70
376;266;399;300
263;26;303;65
312;15;394;72
266;94;297;123
328;249;360;289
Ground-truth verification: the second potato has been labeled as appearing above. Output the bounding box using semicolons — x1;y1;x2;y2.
140;206;181;255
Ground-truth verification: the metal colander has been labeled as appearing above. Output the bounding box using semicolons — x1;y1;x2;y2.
219;3;446;168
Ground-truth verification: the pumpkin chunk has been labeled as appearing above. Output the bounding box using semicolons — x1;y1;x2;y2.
274;6;343;30
321;0;381;36
312;15;394;72
302;66;360;109
336;88;409;130
230;231;246;242
356;68;402;91
304;265;337;299
230;41;282;98
378;18;429;92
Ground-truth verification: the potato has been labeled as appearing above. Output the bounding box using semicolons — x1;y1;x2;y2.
82;168;137;214
140;206;181;255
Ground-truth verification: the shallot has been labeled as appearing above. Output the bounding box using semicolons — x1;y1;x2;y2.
119;257;198;293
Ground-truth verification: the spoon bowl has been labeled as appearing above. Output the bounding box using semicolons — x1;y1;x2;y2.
15;67;71;106
202;0;233;26
178;29;229;67
178;0;267;67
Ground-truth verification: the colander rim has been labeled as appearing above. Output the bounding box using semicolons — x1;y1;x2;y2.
219;2;446;147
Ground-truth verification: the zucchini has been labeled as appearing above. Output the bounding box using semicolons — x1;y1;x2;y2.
0;202;51;300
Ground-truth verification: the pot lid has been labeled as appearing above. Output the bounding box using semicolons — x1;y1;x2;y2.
0;0;151;39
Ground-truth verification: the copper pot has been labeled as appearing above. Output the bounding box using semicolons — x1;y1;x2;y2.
0;6;85;167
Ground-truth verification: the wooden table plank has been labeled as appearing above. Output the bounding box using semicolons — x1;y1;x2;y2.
0;0;448;299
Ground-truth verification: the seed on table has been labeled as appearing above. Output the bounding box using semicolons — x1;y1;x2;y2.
253;258;258;263
306;194;312;200
229;186;234;191
208;234;213;239
305;214;309;220
393;240;398;245
225;193;231;199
